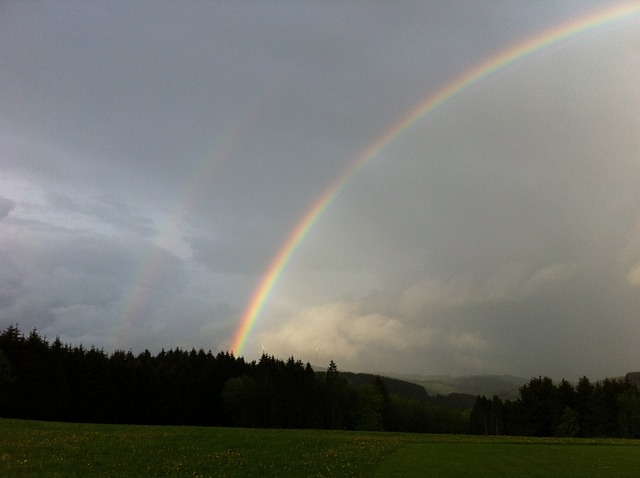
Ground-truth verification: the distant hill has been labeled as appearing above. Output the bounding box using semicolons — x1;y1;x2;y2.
329;367;640;403
342;372;429;402
390;374;528;400
625;371;640;388
341;372;477;410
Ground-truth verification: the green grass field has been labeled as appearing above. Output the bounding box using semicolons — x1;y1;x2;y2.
1;419;639;477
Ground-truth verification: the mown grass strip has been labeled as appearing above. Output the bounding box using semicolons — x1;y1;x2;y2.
375;442;640;478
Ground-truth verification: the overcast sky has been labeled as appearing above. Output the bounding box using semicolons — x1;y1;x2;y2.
2;1;639;380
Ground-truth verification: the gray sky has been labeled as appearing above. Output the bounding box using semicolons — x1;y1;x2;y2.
2;1;639;380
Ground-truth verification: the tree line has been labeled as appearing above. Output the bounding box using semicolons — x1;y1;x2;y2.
3;325;638;437
0;326;467;433
470;375;640;438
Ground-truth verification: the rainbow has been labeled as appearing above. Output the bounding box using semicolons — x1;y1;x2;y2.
229;3;640;356
113;105;262;349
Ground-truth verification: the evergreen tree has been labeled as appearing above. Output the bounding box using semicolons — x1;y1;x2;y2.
0;349;15;410
518;376;557;436
323;360;346;429
576;376;595;436
617;385;640;438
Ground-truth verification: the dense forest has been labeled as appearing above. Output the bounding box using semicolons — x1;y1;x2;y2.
1;325;639;438
470;374;640;438
0;326;467;433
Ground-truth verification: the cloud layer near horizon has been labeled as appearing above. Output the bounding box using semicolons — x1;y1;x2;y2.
1;1;639;379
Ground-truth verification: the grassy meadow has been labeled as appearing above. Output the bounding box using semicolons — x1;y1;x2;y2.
2;418;640;477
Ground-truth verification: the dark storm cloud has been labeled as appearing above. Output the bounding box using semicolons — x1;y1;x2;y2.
0;197;15;220
47;192;154;236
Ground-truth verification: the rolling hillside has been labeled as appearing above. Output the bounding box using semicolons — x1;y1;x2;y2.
393;374;528;399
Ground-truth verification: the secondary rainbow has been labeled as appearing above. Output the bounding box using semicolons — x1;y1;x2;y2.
113;105;261;349
230;3;640;356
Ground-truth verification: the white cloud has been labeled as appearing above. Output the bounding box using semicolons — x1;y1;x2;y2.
400;263;577;316
255;294;498;375
626;262;640;287
258;299;432;363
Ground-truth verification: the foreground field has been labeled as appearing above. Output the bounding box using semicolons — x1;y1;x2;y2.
1;419;639;477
